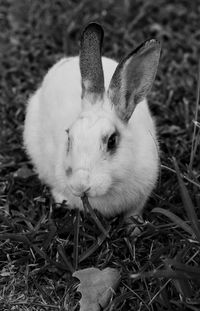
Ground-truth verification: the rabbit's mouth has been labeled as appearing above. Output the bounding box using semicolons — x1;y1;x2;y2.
70;185;91;197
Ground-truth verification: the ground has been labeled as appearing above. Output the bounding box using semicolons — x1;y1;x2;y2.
0;0;200;310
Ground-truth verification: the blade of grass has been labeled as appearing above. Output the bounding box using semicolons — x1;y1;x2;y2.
8;302;60;309
173;278;192;299
81;194;110;238
79;228;110;262
192;126;200;161
42;221;57;250
189;60;200;175
0;233;31;244
161;164;200;189
164;258;193;299
171;301;200;311
148;279;171;306
0;213;16;229
104;291;136;311
122;282;151;311
57;245;74;273
164;258;200;275
151;207;195;237
73;209;80;271
31;244;69;271
173;157;200;243
165;259;199;297
193;120;200;128
130;268;200;280
31;276;55;303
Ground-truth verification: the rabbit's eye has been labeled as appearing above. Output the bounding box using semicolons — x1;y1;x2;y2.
107;132;117;152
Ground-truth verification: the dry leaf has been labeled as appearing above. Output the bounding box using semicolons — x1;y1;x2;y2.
73;267;120;311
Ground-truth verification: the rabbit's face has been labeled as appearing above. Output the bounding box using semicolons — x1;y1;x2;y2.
63;23;161;202
65;105;122;198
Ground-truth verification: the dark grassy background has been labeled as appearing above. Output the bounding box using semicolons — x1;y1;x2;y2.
0;0;200;310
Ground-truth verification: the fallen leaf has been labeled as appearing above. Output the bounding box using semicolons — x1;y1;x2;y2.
73;267;120;311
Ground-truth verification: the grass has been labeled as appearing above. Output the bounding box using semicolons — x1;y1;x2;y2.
0;0;200;310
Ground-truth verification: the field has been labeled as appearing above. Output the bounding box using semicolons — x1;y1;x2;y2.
0;0;200;310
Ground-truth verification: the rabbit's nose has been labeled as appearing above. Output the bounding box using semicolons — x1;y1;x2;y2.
69;169;90;197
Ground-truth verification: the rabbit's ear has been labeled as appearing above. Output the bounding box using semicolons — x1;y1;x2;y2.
80;23;104;102
108;39;161;122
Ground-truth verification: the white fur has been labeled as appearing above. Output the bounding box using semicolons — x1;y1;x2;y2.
23;56;159;217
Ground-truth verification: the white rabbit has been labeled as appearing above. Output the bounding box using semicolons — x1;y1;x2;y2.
23;23;161;221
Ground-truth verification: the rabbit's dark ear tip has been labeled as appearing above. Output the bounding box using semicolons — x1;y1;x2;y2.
141;39;162;54
144;39;161;48
131;38;161;56
82;22;104;37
